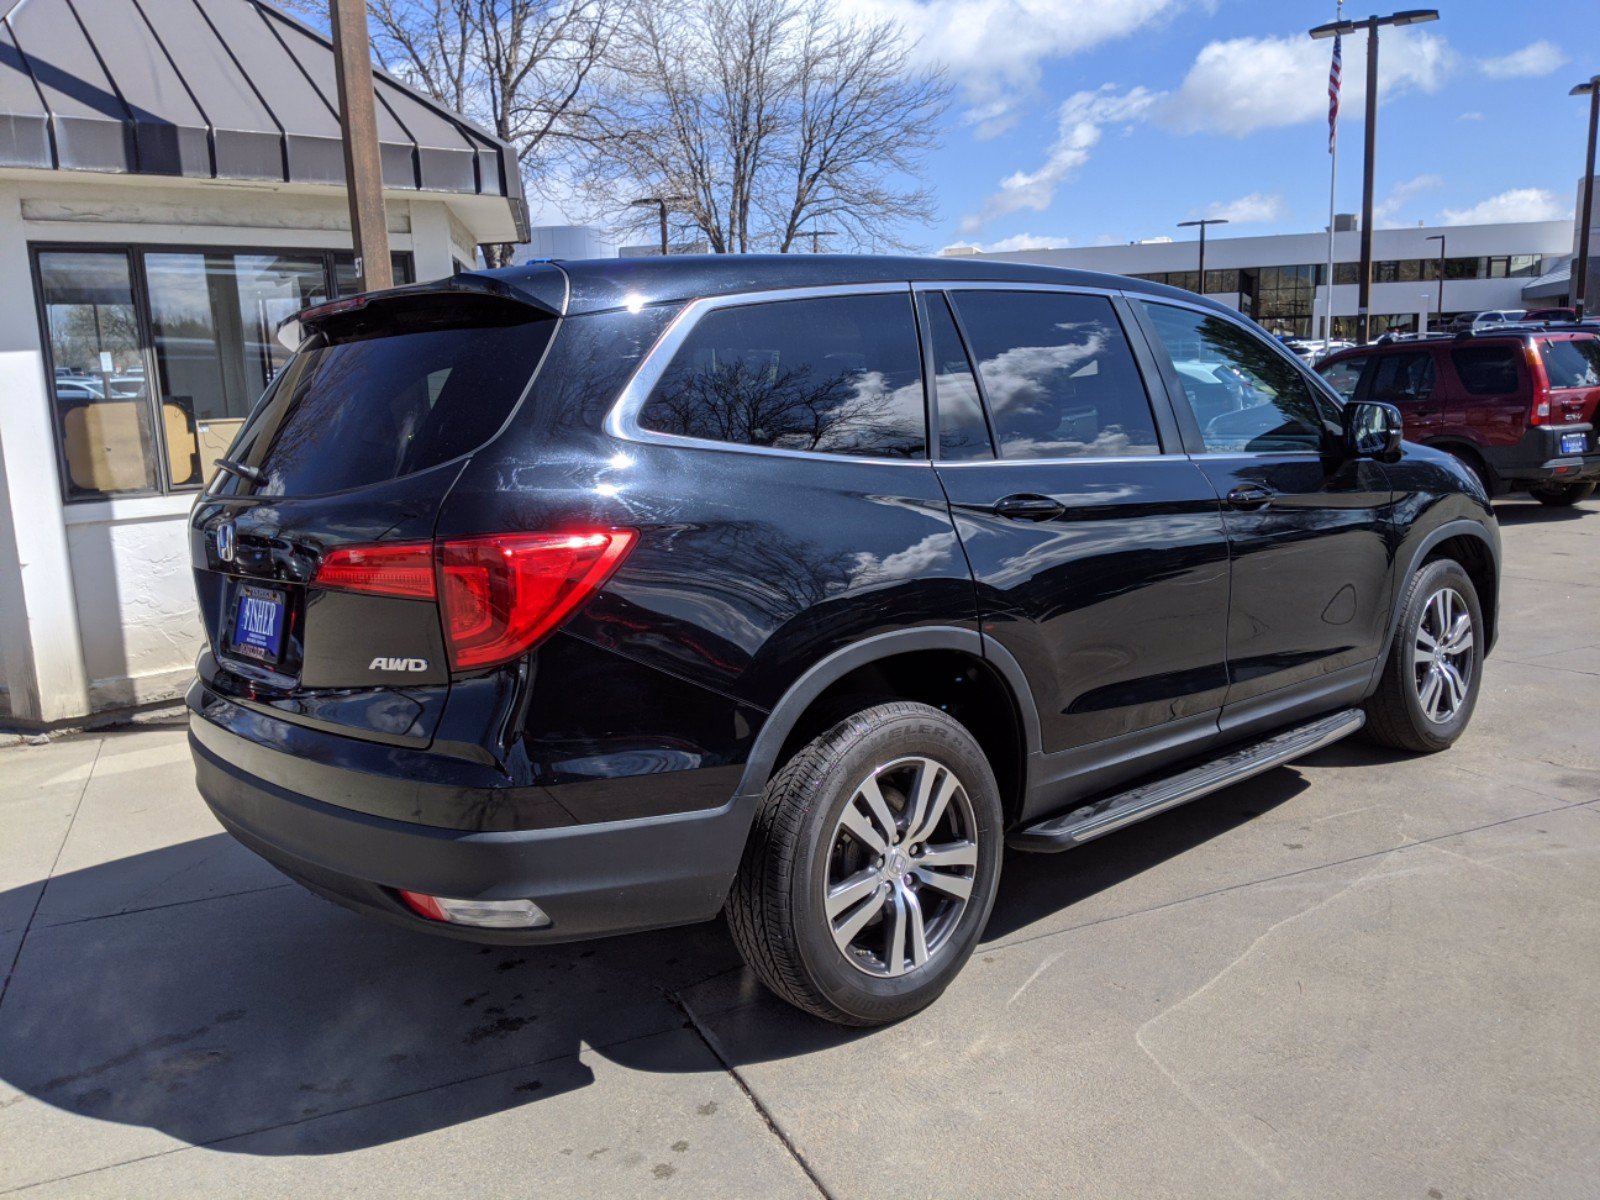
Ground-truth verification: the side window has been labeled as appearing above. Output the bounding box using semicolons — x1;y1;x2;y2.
636;293;926;458
1367;353;1435;406
1450;346;1521;396
1317;356;1368;400
925;294;992;460
1139;302;1329;454
950;290;1160;459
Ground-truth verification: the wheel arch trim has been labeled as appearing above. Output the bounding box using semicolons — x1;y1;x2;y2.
1384;518;1501;662
733;626;1042;801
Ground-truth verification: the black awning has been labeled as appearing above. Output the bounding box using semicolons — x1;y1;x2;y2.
0;0;526;233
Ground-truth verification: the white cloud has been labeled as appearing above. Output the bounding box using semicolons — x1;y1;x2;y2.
1439;188;1570;226
1479;40;1567;80
944;232;1074;253
1204;192;1285;224
1374;174;1443;226
961;85;1157;230
843;0;1181;135
1163;28;1454;138
1458;111;1484;122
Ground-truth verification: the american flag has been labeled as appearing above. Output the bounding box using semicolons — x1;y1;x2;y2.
1328;33;1342;154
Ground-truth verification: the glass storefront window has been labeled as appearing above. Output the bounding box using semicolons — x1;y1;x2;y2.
38;250;159;497
34;245;417;500
146;252;327;487
332;252;417;298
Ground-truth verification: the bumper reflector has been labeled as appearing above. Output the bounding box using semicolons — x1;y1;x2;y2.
399;891;551;929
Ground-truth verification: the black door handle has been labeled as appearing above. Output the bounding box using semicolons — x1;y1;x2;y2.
992;494;1065;521
1226;483;1275;511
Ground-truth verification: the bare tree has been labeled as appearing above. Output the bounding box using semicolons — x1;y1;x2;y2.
362;0;628;265
585;0;948;253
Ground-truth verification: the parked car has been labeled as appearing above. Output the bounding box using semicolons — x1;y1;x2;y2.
188;257;1500;1025
1317;328;1600;506
1522;307;1576;324
1470;309;1527;330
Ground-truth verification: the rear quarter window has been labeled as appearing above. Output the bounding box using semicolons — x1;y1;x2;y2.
1539;338;1600;389
636;293;927;459
1450;345;1522;396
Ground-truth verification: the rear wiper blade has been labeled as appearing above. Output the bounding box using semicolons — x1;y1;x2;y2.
214;458;266;485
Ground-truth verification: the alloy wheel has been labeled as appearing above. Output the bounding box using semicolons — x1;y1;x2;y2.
1412;586;1474;724
823;755;979;978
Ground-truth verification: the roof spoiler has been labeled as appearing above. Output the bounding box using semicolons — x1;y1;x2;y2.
276;269;567;351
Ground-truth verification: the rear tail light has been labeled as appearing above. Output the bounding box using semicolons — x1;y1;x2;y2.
313;529;636;671
1524;342;1552;425
315;542;437;600
437;532;636;670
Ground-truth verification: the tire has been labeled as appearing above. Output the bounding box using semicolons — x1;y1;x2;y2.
1529;481;1596;507
1363;558;1484;753
1446;449;1493;498
727;701;1003;1025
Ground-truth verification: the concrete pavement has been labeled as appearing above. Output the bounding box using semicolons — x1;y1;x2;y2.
1;496;1597;1198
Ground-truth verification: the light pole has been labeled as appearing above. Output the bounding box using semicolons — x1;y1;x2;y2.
1176;218;1228;293
1570;76;1600;320
1311;9;1440;344
807;228;839;254
630;197;686;256
1426;233;1445;327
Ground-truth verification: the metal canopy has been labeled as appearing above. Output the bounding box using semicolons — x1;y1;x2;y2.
0;0;526;236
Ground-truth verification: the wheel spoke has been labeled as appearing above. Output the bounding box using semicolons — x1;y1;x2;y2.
916;865;973;902
1418;667;1443;719
1439;660;1468;711
826;866;882;918
856;775;898;848
1441;613;1473;656
884;888;908;977
902;885;929;969
906;767;960;846
830;884;887;951
916;841;977;869
839;803;888;855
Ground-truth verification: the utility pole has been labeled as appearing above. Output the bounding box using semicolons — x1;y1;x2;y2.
1426;233;1445;327
630;197;690;256
1310;9;1439;344
1176;218;1228;293
330;0;392;292
808;229;838;254
1570;76;1600;320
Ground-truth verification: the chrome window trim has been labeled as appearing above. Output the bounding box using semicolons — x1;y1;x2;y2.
933;453;1171;467
603;282;936;467
912;279;1122;299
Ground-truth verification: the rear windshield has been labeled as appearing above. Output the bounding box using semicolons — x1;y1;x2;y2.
1539;337;1600;390
217;296;553;496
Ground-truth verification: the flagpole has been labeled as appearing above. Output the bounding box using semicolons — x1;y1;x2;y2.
1323;1;1343;352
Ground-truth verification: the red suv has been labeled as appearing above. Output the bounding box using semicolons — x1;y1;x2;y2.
1317;331;1600;506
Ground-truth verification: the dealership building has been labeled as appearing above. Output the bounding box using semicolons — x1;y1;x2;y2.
0;0;527;726
946;195;1598;340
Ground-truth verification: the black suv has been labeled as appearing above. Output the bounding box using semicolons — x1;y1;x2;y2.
189;257;1499;1026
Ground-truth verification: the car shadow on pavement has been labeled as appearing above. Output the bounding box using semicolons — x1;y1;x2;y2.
1492;498;1591;524
0;755;1379;1162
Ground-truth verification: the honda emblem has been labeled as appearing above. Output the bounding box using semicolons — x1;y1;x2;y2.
216;520;236;563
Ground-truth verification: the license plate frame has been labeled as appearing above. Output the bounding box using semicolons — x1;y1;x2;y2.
1560;432;1587;455
229;584;287;666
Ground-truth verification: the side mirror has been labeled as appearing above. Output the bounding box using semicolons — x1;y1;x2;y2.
1344;400;1403;462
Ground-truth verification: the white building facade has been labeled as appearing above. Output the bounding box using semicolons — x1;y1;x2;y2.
951;215;1585;340
0;0;527;726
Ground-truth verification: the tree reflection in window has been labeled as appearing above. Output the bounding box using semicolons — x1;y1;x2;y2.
1140;303;1331;454
638;294;927;459
950;291;1160;460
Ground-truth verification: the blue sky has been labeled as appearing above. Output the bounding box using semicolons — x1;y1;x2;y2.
884;0;1597;253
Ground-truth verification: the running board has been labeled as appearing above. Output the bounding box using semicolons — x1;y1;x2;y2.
1008;709;1365;853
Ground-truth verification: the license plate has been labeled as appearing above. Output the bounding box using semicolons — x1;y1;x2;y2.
231;585;287;665
1560;432;1587;454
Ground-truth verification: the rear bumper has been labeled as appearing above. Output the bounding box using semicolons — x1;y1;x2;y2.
191;714;755;944
1483;424;1600;484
